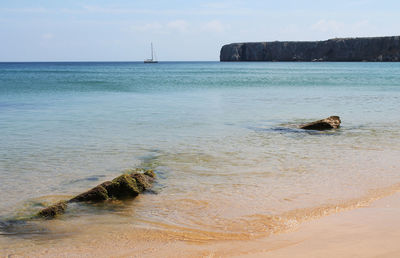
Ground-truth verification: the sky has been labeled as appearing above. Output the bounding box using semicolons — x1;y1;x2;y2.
0;0;399;61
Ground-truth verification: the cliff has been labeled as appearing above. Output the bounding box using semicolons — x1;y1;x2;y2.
220;36;400;62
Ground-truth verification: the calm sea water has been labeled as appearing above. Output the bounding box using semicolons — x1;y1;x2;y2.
1;62;400;249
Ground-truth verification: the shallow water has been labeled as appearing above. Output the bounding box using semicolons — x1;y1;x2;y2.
1;62;400;253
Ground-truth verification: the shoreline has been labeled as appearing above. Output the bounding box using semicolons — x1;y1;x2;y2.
238;191;400;257
3;190;400;257
135;190;400;257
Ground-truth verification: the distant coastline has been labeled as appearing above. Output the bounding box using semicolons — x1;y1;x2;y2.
220;36;400;62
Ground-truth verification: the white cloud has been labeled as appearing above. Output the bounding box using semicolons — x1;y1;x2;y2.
42;33;54;39
130;20;190;34
0;7;47;13
166;20;189;32
311;19;371;37
311;19;344;32
82;5;130;14
202;2;232;9
201;20;227;33
131;22;163;32
353;20;370;30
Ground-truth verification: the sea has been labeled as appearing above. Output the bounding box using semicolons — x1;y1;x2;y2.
1;61;400;254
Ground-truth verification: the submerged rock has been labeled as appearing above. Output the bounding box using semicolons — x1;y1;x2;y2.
105;174;140;199
37;169;156;219
143;169;156;179
131;173;153;192
300;116;341;130
69;184;109;203
37;201;68;219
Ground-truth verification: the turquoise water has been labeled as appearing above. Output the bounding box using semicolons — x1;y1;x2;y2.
1;62;400;245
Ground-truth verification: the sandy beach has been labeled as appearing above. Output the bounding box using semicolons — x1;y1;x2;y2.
236;192;400;258
3;191;398;257
135;191;400;257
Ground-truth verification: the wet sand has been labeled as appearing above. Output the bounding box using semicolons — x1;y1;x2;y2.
236;191;400;258
4;191;400;257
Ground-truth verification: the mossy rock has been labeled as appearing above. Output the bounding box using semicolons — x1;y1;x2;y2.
131;173;152;192
37;201;68;219
126;168;156;178
104;174;140;199
143;169;156;178
37;169;156;219
69;185;109;203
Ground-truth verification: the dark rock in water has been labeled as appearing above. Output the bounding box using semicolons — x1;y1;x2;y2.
69;185;109;203
220;36;400;62
127;168;156;179
143;169;156;179
131;173;153;192
37;169;156;219
37;201;68;219
105;174;140;199
300;116;341;130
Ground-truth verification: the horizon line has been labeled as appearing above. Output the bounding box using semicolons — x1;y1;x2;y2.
0;60;220;63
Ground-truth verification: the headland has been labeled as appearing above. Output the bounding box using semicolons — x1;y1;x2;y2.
220;36;400;62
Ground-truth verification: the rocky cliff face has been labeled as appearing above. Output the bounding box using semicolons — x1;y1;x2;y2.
220;36;400;62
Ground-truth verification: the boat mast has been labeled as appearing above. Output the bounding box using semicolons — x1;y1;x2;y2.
151;42;154;61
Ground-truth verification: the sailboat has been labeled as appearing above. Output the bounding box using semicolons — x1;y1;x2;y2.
144;42;158;63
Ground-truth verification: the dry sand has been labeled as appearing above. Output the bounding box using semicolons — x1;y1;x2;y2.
234;192;400;258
